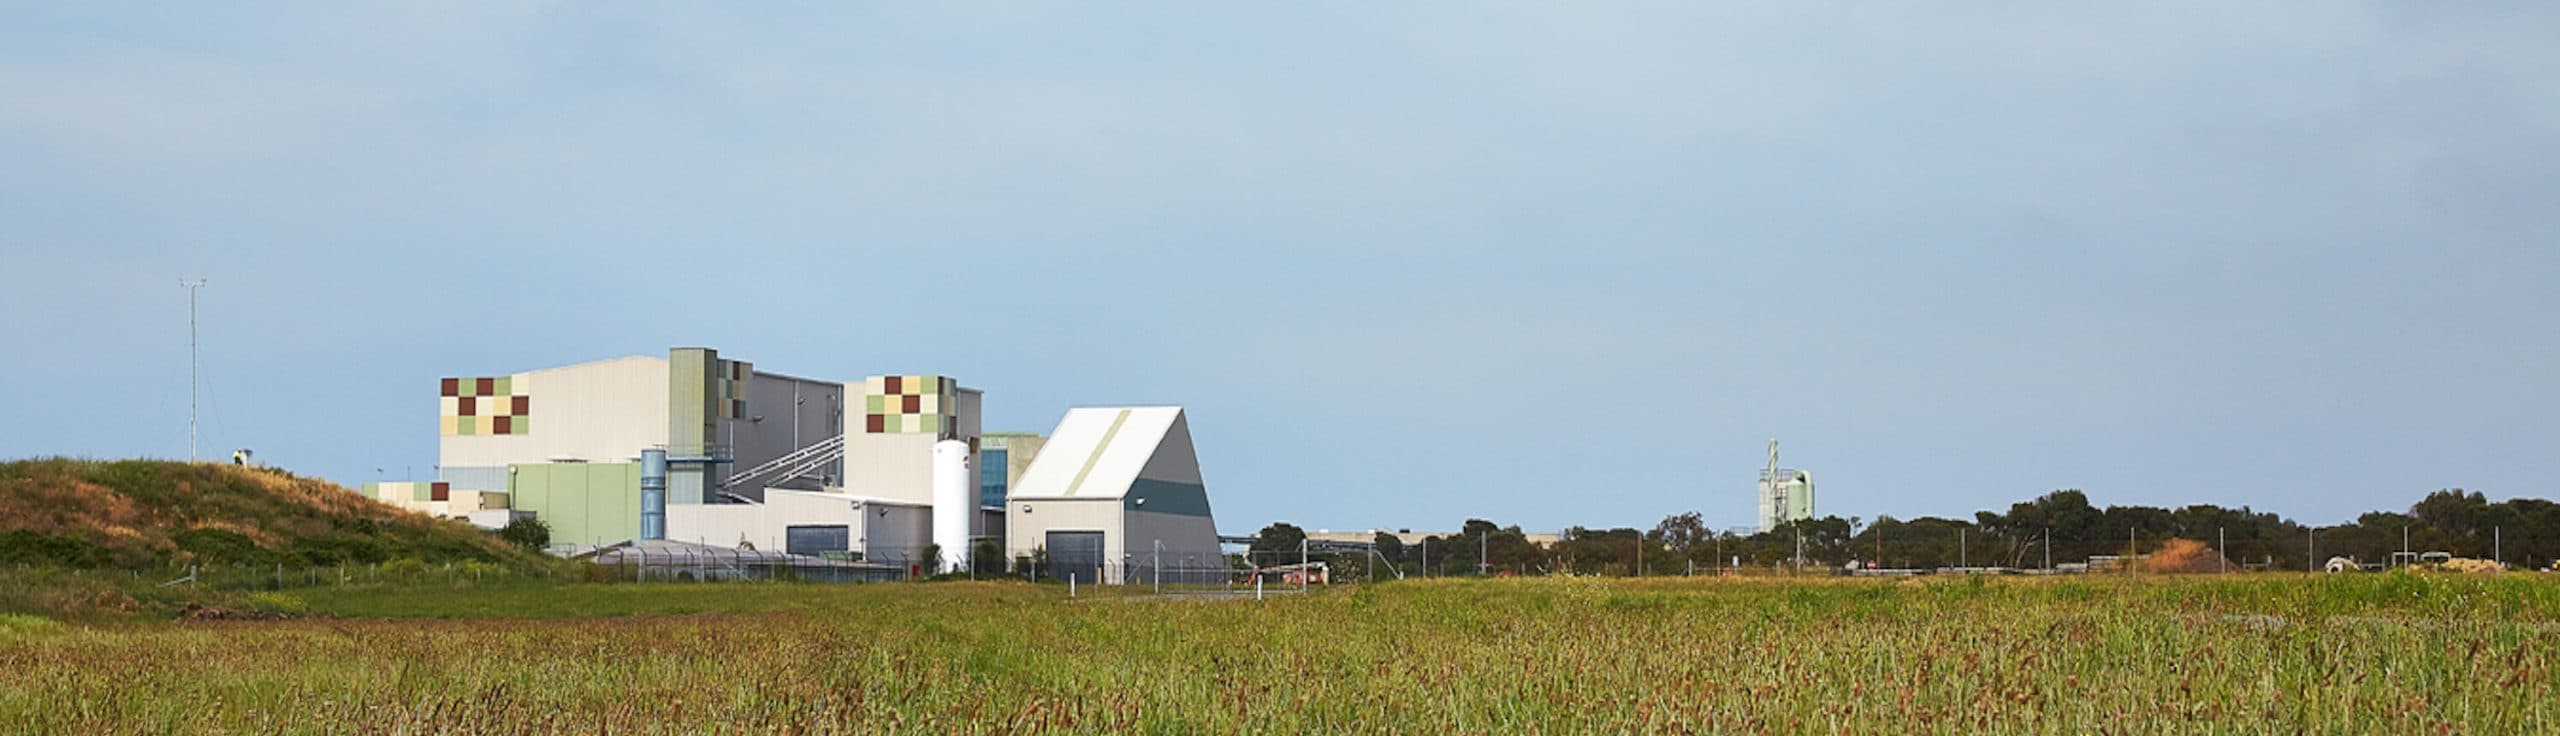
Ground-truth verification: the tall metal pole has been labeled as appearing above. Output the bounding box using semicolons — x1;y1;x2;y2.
180;278;205;462
2218;528;2226;574
2307;528;2315;572
2043;528;2050;570
2495;526;2502;567
1299;538;1308;593
1958;527;1966;569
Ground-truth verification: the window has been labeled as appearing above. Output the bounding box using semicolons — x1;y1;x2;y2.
978;448;1008;507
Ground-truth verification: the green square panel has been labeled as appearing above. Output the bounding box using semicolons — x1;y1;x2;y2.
918;414;939;434
866;395;885;413
455;417;476;436
510;417;529;435
491;376;511;396
883;415;902;433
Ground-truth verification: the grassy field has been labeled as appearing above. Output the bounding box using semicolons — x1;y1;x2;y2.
4;574;2555;734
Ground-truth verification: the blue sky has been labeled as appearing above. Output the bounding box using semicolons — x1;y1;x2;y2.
3;3;2553;532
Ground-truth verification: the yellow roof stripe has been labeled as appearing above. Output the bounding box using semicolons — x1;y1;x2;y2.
1063;409;1132;497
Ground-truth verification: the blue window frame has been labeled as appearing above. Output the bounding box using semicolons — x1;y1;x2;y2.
978;448;1008;507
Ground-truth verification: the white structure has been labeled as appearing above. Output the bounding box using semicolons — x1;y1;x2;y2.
1756;440;1815;532
434;350;844;500
1005;407;1221;585
665;489;932;565
931;439;971;573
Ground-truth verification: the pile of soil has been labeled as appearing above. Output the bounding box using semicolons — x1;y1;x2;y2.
2142;538;2234;574
2439;558;2504;574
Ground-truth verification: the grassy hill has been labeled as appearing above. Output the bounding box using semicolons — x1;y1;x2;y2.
0;459;542;568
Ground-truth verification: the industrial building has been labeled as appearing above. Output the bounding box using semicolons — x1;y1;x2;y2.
1756;440;1815;532
1005;407;1223;585
374;346;1224;583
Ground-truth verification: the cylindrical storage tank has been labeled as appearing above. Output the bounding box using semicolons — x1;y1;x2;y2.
640;449;667;541
931;440;970;574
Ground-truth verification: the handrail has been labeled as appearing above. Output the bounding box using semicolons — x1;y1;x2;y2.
721;434;844;489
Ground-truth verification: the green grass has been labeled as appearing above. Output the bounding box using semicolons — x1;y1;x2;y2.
3;574;2555;733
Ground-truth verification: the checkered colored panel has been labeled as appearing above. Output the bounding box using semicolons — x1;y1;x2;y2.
863;375;957;437
440;375;531;436
716;360;750;420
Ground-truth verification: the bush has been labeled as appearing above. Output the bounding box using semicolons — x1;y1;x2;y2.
380;557;430;581
287;534;391;566
171;528;271;565
0;531;111;567
242;591;308;616
498;517;550;551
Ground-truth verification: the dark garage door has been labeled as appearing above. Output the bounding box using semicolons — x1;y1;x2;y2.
785;525;851;557
1047;531;1105;584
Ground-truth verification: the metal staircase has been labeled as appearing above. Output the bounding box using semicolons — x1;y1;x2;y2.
721;434;844;491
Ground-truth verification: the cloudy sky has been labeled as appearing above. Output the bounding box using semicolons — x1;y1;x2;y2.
3;3;2552;533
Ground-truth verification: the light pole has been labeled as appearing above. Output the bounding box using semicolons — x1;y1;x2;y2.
180;278;206;462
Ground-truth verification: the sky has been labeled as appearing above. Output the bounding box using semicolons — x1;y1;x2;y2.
2;3;2553;533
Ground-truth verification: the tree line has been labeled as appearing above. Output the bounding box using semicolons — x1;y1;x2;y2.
1244;488;2560;579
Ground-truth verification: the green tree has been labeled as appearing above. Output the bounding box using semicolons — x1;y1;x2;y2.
497;516;550;551
1248;523;1310;569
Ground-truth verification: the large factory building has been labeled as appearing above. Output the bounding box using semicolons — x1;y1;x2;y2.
368;346;1220;582
1005;407;1223;585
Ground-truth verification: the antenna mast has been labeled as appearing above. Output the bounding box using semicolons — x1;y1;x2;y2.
181;278;206;462
1763;439;1782;532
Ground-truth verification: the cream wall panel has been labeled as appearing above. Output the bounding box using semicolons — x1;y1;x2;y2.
843;430;934;504
439;356;671;471
1005;498;1124;559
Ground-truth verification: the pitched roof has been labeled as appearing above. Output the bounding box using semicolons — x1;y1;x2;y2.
1009;407;1197;501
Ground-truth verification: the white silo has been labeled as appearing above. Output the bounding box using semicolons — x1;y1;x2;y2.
931;440;971;574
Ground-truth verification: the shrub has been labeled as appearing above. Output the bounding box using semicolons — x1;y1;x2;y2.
498;517;550;551
171;528;272;565
0;530;110;567
380;557;430;581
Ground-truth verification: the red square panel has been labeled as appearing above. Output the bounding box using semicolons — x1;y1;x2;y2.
866;414;885;433
902;394;921;413
511;396;530;415
476;377;495;396
456;397;476;416
883;375;902;393
440;378;460;397
491;416;512;434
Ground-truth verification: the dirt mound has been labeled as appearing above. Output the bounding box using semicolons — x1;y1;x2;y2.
2142;538;2233;574
2439;558;2504;574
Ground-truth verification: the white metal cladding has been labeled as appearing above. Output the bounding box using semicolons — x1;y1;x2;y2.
1010;407;1185;501
438;355;671;470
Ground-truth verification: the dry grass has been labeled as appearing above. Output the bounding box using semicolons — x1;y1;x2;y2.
3;574;2555;734
0;459;535;567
